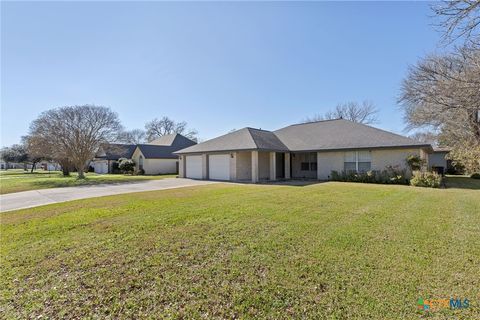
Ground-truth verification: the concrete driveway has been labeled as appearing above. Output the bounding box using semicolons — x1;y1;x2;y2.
0;178;217;212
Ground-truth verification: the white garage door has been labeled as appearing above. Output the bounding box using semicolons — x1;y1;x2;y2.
209;154;231;181
186;155;203;179
94;161;108;174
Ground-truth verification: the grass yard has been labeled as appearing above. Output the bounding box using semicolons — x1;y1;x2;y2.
0;170;176;194
1;178;479;319
444;175;480;190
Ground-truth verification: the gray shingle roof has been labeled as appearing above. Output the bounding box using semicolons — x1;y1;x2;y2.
175;119;431;154
175;128;288;154
137;133;197;159
274;119;431;151
96;144;136;160
148;133;196;146
136;145;180;159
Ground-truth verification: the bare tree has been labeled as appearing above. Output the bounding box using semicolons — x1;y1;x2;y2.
117;129;146;144
145;116;198;142
304;100;379;124
409;131;439;146
432;0;480;46
399;46;480;172
24;133;73;176
28;105;122;179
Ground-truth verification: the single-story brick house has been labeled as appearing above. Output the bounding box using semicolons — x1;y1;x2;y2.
92;133;196;175
175;119;433;182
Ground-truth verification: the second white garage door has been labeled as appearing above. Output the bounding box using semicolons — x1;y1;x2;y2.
209;154;231;181
186;155;203;179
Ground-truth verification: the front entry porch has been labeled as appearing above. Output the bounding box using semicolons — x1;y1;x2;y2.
234;151;317;183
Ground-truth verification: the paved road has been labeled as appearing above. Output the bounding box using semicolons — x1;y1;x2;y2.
0;178;217;212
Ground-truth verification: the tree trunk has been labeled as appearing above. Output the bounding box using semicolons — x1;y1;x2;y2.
77;162;86;179
31;162;36;173
62;167;70;176
77;170;85;179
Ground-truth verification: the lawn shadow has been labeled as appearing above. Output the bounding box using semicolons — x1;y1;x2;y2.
444;176;480;190
227;179;327;187
30;178;152;190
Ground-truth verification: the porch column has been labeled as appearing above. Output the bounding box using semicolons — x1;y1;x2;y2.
284;152;291;179
178;156;185;178
202;154;209;179
269;152;276;181
251;151;259;183
229;152;237;181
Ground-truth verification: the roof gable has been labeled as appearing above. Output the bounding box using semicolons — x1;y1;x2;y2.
148;133;197;147
175;128;288;154
137;134;197;158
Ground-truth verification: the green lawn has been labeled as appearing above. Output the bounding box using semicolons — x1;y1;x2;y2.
444;175;480;190
1;178;479;319
0;170;176;194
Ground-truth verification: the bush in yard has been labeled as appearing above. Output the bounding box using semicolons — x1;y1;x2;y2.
471;173;480;179
410;171;442;188
118;158;135;174
135;168;145;175
330;165;408;185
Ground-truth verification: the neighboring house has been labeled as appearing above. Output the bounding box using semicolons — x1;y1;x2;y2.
92;144;136;174
0;161;31;170
131;134;197;175
175;119;433;182
428;147;450;175
36;161;60;171
91;134;197;175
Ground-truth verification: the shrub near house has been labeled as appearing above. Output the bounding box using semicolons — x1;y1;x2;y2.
331;165;408;185
410;171;442;188
118;158;135;174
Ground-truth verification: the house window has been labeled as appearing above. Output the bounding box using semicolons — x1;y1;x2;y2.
310;162;317;171
344;151;357;173
344;151;371;173
301;162;310;171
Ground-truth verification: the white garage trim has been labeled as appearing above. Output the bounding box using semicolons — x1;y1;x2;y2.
209;154;231;181
186;155;203;179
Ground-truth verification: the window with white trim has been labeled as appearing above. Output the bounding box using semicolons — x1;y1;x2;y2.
344;151;371;173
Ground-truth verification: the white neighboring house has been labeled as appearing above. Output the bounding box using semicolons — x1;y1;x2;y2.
131;134;197;175
91;144;136;174
91;134;196;175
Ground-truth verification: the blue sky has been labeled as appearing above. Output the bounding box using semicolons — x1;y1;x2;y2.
1;1;443;146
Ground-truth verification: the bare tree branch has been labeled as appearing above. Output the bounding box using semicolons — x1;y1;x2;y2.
303;100;379;124
432;0;480;46
145;116;198;142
